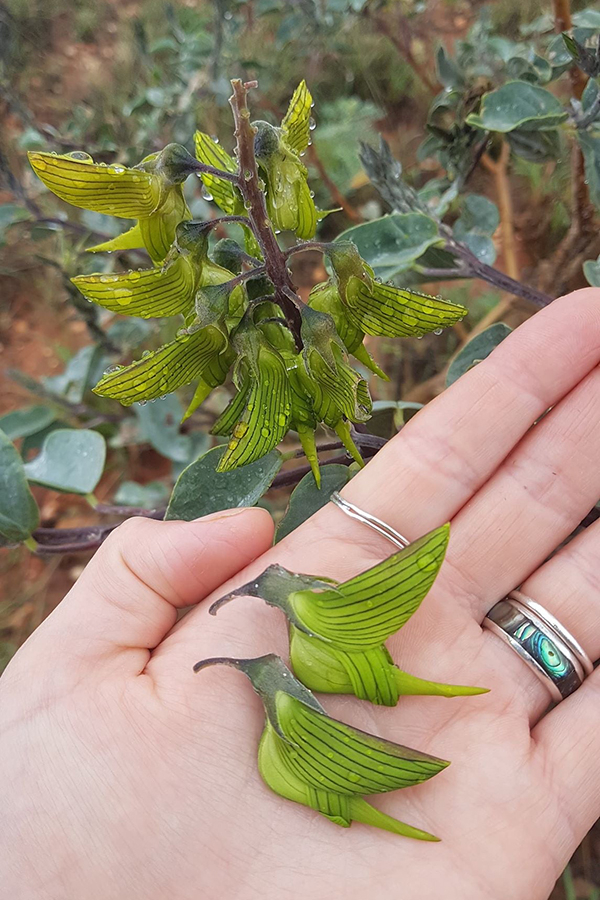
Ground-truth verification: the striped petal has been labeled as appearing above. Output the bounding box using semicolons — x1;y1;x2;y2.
194;131;243;215
276;690;448;794
71;256;195;318
281;80;313;156
345;278;467;338
28;151;160;218
139;184;191;264
93;325;228;406
86;223;144;254
291;524;450;650
217;347;291;471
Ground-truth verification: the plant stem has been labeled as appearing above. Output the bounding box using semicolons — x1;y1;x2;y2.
306;144;362;223
229;79;304;351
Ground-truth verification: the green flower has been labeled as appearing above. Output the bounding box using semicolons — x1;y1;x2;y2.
194;653;449;840
211;315;291;472
29;143;199;263
71;222;244;320
211;524;487;705
310;241;468;360
296;306;371;471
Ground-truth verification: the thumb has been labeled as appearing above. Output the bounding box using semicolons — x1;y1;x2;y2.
13;508;274;675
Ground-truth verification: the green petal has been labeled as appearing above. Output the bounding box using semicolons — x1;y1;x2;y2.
194;131;243;215
211;379;251;436
295;174;318;240
93;325;227;406
139;185;190;264
71;256;195;318
345;278;467;338
292;523;450;650
217;348;291;471
86;222;144;254
281;80;313;156
276;691;449;794
299;346;371;426
182;377;215;422
290;628;400;705
333;419;365;468
28;151;160;218
351;341;389;380
296;424;320;487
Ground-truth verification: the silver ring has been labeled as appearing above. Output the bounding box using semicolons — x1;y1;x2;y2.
329;491;409;549
483;591;593;702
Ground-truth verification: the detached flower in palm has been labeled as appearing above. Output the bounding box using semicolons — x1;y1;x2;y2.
194;653;449;840
211;524;487;706
28;143;203;263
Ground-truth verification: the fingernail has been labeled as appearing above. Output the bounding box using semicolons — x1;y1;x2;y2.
192;507;254;523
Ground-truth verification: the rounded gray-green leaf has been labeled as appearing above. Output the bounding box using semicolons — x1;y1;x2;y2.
466;81;568;133
0;430;40;543
446;324;512;387
0;406;56;441
336;213;441;281
166;446;283;521
23;428;107;495
275;465;351;543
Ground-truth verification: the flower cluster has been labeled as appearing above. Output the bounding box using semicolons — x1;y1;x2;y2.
29;81;467;481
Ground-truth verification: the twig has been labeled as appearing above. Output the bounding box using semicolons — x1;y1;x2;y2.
366;9;439;95
229;79;304;351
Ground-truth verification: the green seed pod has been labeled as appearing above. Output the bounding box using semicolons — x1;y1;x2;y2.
211;524;487;704
29;144;195;264
193;653;449;840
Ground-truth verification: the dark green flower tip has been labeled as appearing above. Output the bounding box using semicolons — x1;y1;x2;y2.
175;221;211;257
253;120;282;162
212;238;244;275
209;563;339;632
194;282;233;331
327;241;373;296
150;142;203;183
300;305;344;375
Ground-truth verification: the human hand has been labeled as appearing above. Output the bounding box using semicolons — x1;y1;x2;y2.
3;289;600;900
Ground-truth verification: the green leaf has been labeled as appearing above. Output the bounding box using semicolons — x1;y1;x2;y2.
578;131;600;209
113;480;169;507
446;323;512;387
275;465;351;543
0;406;56;441
165;446;283;521
583;255;600;287
466;81;568;132
134;395;192;463
0;430;40;543
435;47;463;89
44;345;107;404
336;213;441;280
0;203;31;242
455;194;499;236
23;429;106;494
507;128;561;163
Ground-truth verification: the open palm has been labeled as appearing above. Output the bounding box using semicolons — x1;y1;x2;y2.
3;288;600;900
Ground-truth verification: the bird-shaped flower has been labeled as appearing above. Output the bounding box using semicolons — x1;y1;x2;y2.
28;143;202;263
210;524;487;705
308;242;468;379
211;312;292;472
193;653;449;840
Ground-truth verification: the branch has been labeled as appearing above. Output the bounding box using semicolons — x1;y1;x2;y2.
306;144;362;223
229;79;304;351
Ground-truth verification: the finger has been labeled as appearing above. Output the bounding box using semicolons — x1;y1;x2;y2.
13;509;274;676
444;363;600;623
531;521;600;837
